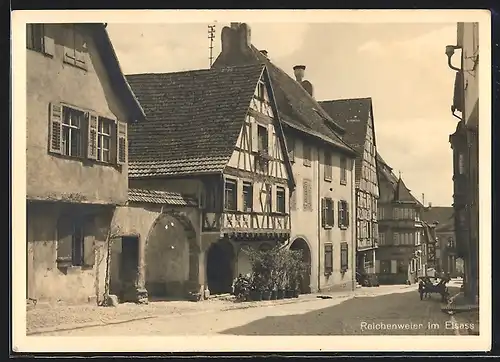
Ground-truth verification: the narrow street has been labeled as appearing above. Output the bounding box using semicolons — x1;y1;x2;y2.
36;282;471;336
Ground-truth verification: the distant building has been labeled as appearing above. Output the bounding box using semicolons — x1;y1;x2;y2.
26;23;145;304
376;154;425;284
212;23;359;293
422;207;458;277
446;22;479;302
319;98;380;278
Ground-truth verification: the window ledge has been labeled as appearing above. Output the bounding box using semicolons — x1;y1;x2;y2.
324;177;332;183
324;225;333;230
28;48;54;58
340;180;347;186
340;226;348;230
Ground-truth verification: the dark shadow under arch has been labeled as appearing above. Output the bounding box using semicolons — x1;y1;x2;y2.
290;237;312;294
206;238;235;295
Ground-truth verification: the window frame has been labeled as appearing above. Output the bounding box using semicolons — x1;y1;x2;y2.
97;117;114;163
257;124;268;153
56;214;94;269
324;151;333;181
276;186;286;214
242;181;253;212
26;24;45;53
61;105;86;159
224;178;237;211
322;197;335;229
340;157;347;185
340;242;349;271
62;24;88;70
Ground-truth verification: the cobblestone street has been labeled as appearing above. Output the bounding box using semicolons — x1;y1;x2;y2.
29;282;474;336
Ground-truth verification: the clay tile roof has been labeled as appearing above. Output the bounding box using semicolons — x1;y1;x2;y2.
125;64;265;178
212;43;356;156
128;188;198;207
319;97;373;181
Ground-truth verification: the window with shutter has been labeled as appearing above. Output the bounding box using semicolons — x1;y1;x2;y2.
116;121;127;165
49;103;63;154
96;117;114;163
303;144;312;167
324;243;333;274
276;186;285;213
243;182;253;212
27;24;51;54
340;157;347;184
324;152;333;181
340;242;348;271
63;25;87;70
321;198;326;227
224;179;237;211
56;214;87;268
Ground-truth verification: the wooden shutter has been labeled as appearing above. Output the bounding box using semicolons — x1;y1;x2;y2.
117;121;127;165
43;32;55;56
324;244;333;274
270;184;276;212
337;201;342;227
345;201;350;227
83;234;95;267
375;260;380;273
391;260;397;274
341;242;348;270
251;121;258;152
236;179;244;212
49;103;63;154
87;112;98;160
284;187;289;214
321;198;326;227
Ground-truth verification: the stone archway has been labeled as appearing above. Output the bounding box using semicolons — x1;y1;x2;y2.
206;239;235;295
290;237;312;294
144;211;199;299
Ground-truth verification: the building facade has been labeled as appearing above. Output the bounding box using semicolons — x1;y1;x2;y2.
26;23;145;304
376;154;426;284
120;64;295;299
422;206;458;277
212;23;358;293
446;22;479;303
319;98;380;277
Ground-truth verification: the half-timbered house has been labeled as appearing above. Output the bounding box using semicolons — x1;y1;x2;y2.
376;154;427;285
319;98;380;278
212;23;359;293
26;23;145;305
123;63;295;298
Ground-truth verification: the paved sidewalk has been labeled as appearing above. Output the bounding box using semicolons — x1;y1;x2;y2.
27;284;415;335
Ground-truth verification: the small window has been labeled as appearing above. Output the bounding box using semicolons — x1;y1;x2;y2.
63;24;87;70
324;152;332;181
257;124;268;153
26;24;45;53
303;144;312;167
57;214;94;268
340;157;347;184
458;153;465;174
61;106;85;158
338;200;349;228
324;243;333;274
380;260;391;274
340;242;348;271
287;137;295;163
243;182;253;212
224;179;237;211
321;197;335;228
393;232;400;246
378;232;386;245
276;186;286;213
97;117;113;163
257;81;266;101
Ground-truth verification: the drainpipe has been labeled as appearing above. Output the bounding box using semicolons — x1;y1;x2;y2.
351;159;356;291
317;146;321;292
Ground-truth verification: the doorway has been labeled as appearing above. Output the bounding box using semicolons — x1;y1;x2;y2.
119;236;140;302
206;240;234;295
290;238;311;294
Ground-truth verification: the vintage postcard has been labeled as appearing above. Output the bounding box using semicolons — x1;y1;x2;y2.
12;9;491;353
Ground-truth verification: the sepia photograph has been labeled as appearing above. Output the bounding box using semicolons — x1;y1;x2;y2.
12;9;491;353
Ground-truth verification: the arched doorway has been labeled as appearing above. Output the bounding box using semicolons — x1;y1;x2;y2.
290;238;311;294
206;239;234;295
145;212;198;299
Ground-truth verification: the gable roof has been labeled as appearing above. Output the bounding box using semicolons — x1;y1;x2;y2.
128;188;198;207
125;64;266;178
319;97;373;181
422;207;454;229
377;152;422;206
212;30;356;157
89;24;146;122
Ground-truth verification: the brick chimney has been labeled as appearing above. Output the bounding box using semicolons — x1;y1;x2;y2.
221;22;252;57
293;65;314;97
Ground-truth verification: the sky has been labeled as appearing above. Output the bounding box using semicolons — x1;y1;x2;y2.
107;22;458;206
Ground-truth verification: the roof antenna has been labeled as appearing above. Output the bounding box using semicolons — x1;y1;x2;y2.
208;24;216;68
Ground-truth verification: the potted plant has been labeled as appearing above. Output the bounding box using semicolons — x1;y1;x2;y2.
233;274;252;302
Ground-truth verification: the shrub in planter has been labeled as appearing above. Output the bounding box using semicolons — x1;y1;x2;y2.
286;249;307;297
232;274;252;302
